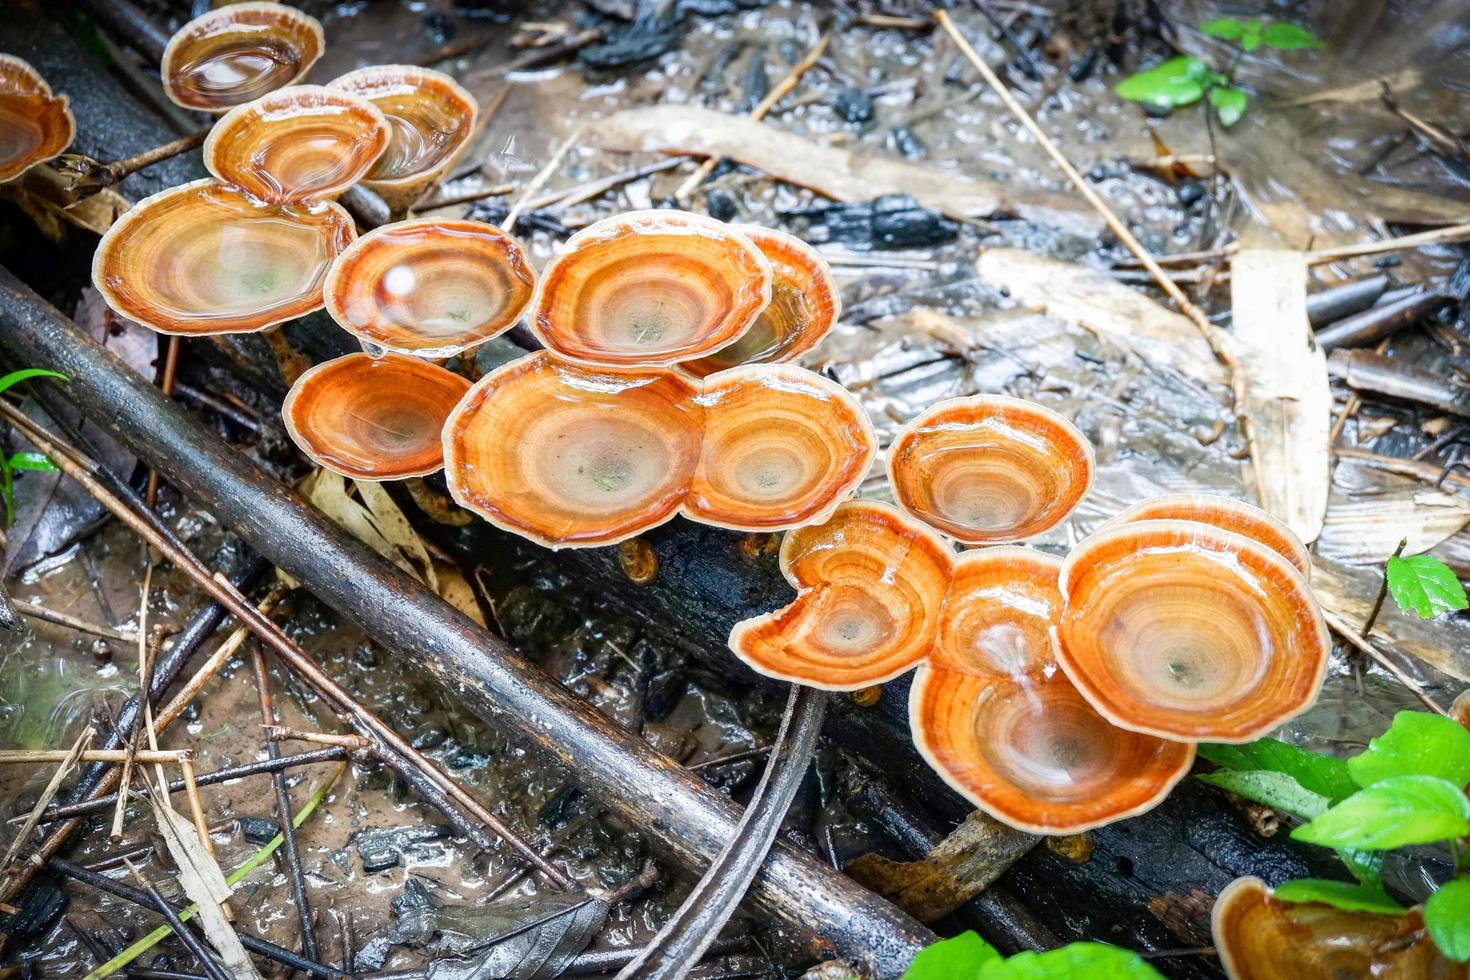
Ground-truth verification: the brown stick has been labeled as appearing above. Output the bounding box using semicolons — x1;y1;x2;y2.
1361;538;1409;638
8;599;137;643
263;727;372;751
1322;610;1448;716
0;750;188;764
145;334;181;508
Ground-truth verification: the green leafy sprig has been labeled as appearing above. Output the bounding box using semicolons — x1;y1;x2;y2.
0;369;68;527
904;933;1164;979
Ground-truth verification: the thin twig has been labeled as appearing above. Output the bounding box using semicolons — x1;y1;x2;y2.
1322;610;1448;716
503;128;583;234
1361;538;1408;638
263;726;372;751
0;726;93;881
675;31;832;201
8;599;138;643
145;335;181;508
122;858;232;980
0;749;188;764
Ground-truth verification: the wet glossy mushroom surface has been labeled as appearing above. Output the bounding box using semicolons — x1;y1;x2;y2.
283;352;470;480
531;210;773;367
204;86;388;204
91;179;356;335
329;65;477;209
443;352;703;549
325;218;535;357
911;548;1193;834
685;365;875;532
0;55;74;183
728;501;955;689
1054;520;1329;743
161;1;324;112
1212;877;1469;980
682;226;839;377
1109;492;1313;579
888;395;1094;544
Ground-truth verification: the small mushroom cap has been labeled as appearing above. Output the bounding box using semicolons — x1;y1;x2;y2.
328;65;477;211
1212;877;1468;980
283;352;470;480
325;218;535;357
92;178;356;335
443;352;703;549
1108;493;1312;579
911;548;1194;834
682;226;840;377
530;210;773;367
1054;520;1329;743
684;364;876;532
888;395;1094;544
204;85;389;205
0;56;74;184
161;1;324;113
728;500;955;689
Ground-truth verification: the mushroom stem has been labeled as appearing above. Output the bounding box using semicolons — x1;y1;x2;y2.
1361;537;1408;638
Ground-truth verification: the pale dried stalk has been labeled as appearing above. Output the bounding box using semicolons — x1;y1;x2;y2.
675;31;833;201
0;749;187;764
503;127;583;233
263;726;372;750
0;726;93;880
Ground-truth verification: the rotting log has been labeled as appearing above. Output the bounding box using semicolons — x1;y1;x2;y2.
0;269;933;978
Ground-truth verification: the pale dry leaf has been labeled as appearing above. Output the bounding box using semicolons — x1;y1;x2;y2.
435;562;485;627
304;470;416;577
355;479;438;590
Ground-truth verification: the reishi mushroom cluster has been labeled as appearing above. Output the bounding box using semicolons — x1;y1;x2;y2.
0;55;75;184
85;4;1334;843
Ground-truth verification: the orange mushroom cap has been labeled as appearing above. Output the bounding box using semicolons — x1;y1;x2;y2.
1108;492;1312;580
328;65;478;212
1212;877;1468;980
204;86;389;205
442;352;703;549
161;1;324;113
530;210;773;367
1054;520;1329;743
888;395;1094;544
283;352;470;480
324;218;535;358
684;364;875;532
728;500;955;689
682;226;840;377
911;548;1194;834
0;56;74;184
91;179;356;335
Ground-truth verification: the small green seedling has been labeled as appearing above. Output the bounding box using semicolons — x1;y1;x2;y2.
1386;553;1468;619
903;932;1164;978
0;369;68;527
1115;17;1323;126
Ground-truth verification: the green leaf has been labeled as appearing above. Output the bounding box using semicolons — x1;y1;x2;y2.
1386;554;1468;619
977;943;1165;979
0;368;67;397
1349;711;1470;789
1426;877;1470;963
1115;56;1210;110
1273;878;1406;914
7;451;57;473
1208;85;1249;126
1199;17;1245;40
1200;739;1357;802
1292;775;1470;850
1339;847;1385;887
1197;770;1329;820
903;931;1001;979
1262;22;1325;50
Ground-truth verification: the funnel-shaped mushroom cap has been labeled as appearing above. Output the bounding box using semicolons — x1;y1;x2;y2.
329;65;477;212
888;395;1094;544
684;365;875;532
1212;877;1467;980
92;179;355;335
683;227;839;377
204;86;388;204
729;500;954;689
0;56;74;184
443;352;703;549
283;353;470;480
911;548;1193;834
161;2;324;113
325;219;535;357
531;210;773;367
1109;493;1312;579
1055;521;1329;743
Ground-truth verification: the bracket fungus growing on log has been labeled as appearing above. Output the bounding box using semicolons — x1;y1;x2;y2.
910;549;1194;834
1053;520;1330;743
283;352;470;480
888;395;1094;544
530;210;773;367
329;65;478;213
161;2;324;113
324;218;535;357
728;500;956;690
1212;877;1469;979
1107;492;1313;579
682;226;840;377
0;55;74;183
